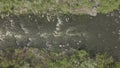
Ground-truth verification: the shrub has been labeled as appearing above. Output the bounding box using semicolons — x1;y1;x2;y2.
0;47;119;68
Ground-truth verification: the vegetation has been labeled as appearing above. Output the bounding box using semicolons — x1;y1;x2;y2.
98;0;120;13
0;0;120;17
0;0;120;68
0;47;120;68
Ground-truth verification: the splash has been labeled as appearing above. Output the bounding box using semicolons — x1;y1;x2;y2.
53;15;63;37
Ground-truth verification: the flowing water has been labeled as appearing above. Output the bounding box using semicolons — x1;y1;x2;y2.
0;9;120;60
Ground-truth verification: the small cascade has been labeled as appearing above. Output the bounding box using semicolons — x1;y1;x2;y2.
53;15;63;37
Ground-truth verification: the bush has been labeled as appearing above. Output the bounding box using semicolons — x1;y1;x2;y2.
0;47;119;68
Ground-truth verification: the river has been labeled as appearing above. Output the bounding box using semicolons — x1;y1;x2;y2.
0;9;120;61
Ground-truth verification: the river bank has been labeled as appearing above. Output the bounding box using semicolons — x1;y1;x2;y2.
0;47;120;68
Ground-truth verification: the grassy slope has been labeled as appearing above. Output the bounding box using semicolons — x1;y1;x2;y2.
0;0;120;16
0;47;120;68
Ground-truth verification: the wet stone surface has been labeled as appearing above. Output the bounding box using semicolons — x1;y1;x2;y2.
0;10;120;60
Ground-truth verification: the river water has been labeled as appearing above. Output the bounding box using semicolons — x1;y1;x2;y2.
0;9;120;60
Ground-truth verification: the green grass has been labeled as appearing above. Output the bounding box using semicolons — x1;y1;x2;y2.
0;47;119;68
0;0;120;17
